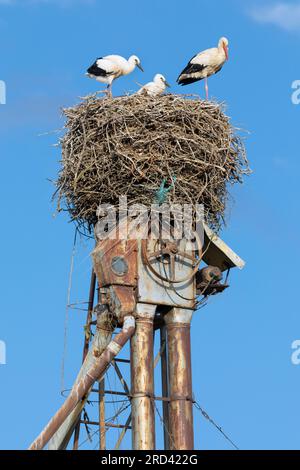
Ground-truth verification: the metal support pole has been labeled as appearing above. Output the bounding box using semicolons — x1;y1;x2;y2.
130;303;156;450
29;316;135;450
83;271;97;362
160;325;170;450
73;270;96;450
164;308;194;450
99;378;106;449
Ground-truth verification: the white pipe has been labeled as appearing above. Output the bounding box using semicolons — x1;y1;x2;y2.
28;316;135;450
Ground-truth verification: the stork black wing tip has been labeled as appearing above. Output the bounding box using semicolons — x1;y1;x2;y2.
177;77;186;86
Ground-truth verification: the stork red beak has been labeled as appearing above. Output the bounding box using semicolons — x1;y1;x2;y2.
223;44;229;61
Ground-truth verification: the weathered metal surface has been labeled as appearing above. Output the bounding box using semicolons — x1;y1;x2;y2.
203;223;245;271
197;266;222;283
130;303;156;450
72;416;80;451
82;270;97;361
165;308;194;450
108;285;136;320
114;413;132;450
196;265;228;296
29;316;135;451
196;281;228;296
92;389;128;397
92;239;138;288
114;358;130;363
80;420;132;430
160;326;170;450
111;360;130;395
49;309;114;450
115;332;167;450
99;378;106;450
138;239;197;309
54;220;243;451
72;270;97;450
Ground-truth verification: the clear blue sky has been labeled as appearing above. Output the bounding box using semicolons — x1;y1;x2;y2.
0;0;300;450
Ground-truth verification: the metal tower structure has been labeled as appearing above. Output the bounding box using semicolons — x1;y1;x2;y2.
29;221;244;451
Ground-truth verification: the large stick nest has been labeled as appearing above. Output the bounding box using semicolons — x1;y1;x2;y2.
55;93;249;232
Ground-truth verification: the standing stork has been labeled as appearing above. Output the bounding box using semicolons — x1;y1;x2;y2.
86;54;144;96
137;73;170;96
177;37;229;99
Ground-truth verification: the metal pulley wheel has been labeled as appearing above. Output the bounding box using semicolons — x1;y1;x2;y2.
141;234;202;284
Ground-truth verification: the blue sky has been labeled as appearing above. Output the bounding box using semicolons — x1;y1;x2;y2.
0;0;300;450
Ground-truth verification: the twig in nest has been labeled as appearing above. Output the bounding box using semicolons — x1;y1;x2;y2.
54;93;250;234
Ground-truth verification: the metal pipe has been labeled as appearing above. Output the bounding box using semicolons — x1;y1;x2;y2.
160;326;170;450
130;303;156;450
29;316;135;450
164;308;194;450
48;309;114;450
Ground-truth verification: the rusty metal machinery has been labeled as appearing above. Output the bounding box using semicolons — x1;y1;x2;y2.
88;222;244;450
29;221;244;451
91;233;198;450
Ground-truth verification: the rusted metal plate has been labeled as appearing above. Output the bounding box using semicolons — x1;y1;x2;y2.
92;239;138;288
203;223;245;271
108;285;136;320
138;239;197;309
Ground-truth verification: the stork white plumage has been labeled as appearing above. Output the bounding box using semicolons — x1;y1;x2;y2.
177;37;229;99
86;54;144;96
137;73;170;96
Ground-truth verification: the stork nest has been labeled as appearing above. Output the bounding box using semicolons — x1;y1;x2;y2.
55;93;249;232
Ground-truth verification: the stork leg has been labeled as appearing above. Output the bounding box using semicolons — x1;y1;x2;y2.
204;77;209;100
106;83;113;98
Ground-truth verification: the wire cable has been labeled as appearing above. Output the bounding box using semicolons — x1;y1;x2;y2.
194;401;239;450
61;228;78;393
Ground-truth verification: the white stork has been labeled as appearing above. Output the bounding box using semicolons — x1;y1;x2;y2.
137;73;170;96
86;54;144;96
177;37;229;99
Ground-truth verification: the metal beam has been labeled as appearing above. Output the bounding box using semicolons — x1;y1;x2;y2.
164;308;194;450
99;378;106;450
113;333;167;451
80;420;132;430
91;389;128;397
48;309;114;450
130;303;156;450
160;326;170;450
29;316;135;450
114;413;132;450
111;360;130;395
73;270;97;450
